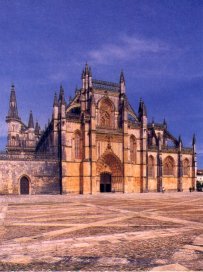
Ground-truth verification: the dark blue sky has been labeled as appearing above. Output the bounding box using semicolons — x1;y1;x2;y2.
0;0;202;166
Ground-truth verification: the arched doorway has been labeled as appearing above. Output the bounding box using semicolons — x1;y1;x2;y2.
20;176;30;195
97;151;123;193
100;172;112;192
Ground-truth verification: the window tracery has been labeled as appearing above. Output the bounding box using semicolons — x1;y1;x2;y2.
163;156;175;176
99;98;114;129
148;155;154;178
183;158;190;176
130;135;137;163
74;131;82;159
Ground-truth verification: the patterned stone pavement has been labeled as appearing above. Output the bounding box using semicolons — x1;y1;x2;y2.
0;192;202;271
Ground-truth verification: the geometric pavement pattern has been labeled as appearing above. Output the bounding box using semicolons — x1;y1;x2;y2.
0;193;202;271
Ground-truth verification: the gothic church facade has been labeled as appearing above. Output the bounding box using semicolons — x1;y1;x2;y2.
0;64;196;194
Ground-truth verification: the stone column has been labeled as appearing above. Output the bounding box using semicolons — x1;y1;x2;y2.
90;97;97;194
82;114;91;194
156;136;162;192
192;153;197;189
178;152;183;191
140;117;147;193
123;99;129;193
157;153;163;192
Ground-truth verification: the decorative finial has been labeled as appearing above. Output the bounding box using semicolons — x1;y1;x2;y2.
81;69;85;79
192;133;196;146
85;62;89;75
120;70;125;82
178;135;182;145
53;92;58;107
28;110;34;128
89;67;92;77
163;118;167;129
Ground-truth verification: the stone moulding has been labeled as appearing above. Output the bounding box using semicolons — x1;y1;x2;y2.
0;151;57;161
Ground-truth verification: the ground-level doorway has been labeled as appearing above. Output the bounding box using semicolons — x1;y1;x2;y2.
20;176;30;194
100;172;112;192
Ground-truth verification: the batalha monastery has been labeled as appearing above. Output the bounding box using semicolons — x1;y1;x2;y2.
0;64;197;195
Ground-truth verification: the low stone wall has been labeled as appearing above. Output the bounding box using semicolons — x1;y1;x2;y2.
0;158;60;194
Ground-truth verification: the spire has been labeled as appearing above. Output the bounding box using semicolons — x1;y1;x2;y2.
120;70;125;83
89;67;92;77
59;84;64;98
138;98;147;117
53;93;59;120
138;98;143;114
28;111;34;129
178;135;182;146
59;84;66;105
35;120;40;134
81;69;85;79
138;98;147;119
53;92;58;107
81;69;85;89
192;134;196;154
120;70;126;94
192;134;196;146
88;66;92;88
7;84;20;120
163;118;167;129
142;102;147;117
84;62;89;75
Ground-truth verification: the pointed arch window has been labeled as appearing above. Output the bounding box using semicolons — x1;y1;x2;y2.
75;131;82;160
163;156;175;176
148;155;155;178
183;159;190;176
130;135;137;163
99;98;115;129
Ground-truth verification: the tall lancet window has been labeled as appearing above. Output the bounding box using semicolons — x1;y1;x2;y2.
183;159;190;176
130;135;137;163
75;131;82;160
148;155;155;178
163;156;175;176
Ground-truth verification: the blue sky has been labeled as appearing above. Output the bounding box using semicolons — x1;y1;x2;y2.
0;0;202;166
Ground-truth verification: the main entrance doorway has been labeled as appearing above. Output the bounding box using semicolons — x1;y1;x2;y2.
100;173;112;192
20;176;30;194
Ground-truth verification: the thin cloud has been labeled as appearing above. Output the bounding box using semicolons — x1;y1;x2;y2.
88;35;170;64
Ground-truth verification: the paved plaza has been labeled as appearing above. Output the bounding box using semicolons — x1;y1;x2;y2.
0;193;202;271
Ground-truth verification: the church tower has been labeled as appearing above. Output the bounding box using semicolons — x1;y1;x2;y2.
6;84;22;151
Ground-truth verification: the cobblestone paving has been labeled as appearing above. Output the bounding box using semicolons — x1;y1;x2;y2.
0;192;202;271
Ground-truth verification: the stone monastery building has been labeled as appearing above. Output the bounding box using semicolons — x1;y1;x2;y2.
0;64;197;194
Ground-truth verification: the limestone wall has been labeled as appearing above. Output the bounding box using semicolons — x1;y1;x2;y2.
0;159;60;194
